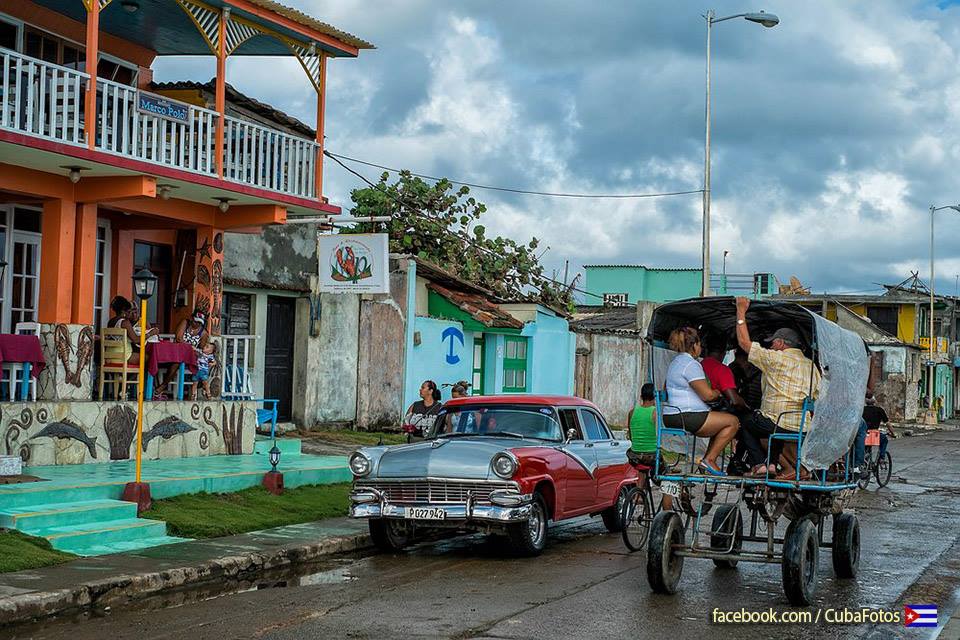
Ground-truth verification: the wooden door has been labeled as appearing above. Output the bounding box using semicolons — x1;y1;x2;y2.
264;296;295;420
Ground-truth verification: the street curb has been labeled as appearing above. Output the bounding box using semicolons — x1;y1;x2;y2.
0;531;371;628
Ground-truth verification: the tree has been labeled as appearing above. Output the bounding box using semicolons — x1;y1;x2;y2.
346;171;572;308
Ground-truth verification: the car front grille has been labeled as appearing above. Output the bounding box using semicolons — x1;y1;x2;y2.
357;480;517;505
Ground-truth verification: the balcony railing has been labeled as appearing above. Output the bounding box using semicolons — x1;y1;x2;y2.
0;48;319;200
0;48;87;145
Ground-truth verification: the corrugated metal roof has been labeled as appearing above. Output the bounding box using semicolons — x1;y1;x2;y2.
570;307;640;335
242;0;375;50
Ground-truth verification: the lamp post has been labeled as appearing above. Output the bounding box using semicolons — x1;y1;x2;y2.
702;9;779;297
122;268;157;512
927;204;960;420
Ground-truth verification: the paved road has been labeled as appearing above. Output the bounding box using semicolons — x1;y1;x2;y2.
10;430;960;640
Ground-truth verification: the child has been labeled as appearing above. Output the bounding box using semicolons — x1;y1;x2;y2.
194;342;216;399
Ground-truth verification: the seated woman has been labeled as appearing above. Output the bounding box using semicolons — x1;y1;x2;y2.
661;326;739;477
107;296;160;365
158;309;209;399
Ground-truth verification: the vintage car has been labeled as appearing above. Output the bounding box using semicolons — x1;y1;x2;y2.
349;395;639;555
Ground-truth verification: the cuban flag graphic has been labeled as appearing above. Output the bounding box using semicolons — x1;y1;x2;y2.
904;604;938;628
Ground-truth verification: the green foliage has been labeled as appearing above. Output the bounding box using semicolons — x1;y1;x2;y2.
142;483;352;539
0;530;75;573
346;171;572;308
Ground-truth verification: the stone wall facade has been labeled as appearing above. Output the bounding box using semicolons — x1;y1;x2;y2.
37;323;94;401
1;400;256;466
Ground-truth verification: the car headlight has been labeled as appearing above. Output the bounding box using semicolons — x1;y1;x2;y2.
349;452;372;477
491;452;518;479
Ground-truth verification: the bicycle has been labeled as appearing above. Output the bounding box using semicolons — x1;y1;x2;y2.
620;451;682;551
857;427;892;489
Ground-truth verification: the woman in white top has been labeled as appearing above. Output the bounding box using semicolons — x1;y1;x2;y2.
661;327;739;476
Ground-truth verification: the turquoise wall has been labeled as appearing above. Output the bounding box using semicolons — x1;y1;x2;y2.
584;266;701;303
406;316;475;406
522;309;576;395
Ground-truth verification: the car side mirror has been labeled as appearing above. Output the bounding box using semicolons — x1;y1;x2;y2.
565;428;576;443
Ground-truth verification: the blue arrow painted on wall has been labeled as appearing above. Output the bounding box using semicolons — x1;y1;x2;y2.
441;326;465;364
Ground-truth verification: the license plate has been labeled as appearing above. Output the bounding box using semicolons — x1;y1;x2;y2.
403;507;447;520
660;481;681;497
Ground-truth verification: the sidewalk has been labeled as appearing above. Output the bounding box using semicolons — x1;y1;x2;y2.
0;517;370;628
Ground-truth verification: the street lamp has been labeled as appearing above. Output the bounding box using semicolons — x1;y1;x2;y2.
927;204;960;419
123;268;157;512
701;9;779;297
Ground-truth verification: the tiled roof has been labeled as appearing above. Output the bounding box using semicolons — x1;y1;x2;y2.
426;282;524;330
570;307;640;335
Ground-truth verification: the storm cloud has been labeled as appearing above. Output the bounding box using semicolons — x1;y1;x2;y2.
154;0;960;295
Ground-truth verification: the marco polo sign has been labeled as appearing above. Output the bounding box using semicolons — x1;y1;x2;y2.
137;93;189;124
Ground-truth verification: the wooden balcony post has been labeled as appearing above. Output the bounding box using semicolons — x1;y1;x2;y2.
39;198;77;324
84;0;100;150
215;8;227;178
315;53;327;199
71;203;98;325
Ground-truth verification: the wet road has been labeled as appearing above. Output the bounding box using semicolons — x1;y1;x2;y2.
10;429;960;640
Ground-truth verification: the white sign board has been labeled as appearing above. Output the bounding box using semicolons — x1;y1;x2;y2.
318;233;390;294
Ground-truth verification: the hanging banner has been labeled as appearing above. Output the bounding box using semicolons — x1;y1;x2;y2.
318;233;390;294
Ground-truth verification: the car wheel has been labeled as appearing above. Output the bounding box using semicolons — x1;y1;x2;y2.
507;493;548;556
368;518;410;552
601;486;629;533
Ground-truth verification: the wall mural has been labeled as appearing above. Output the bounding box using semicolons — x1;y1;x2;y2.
142;416;196;451
31;420;98;459
4;407;47;463
202;403;244;454
104;404;136;460
54;324;95;388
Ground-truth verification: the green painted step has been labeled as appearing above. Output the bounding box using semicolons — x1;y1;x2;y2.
29;517;169;554
0;484;122;509
254;437;302;456
65;535;190;557
0;499;137;530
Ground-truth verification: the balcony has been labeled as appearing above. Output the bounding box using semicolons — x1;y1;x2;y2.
0;47;320;200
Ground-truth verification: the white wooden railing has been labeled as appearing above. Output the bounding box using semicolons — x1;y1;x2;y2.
0;47;87;145
1;47;321;200
220;334;258;400
224;115;318;199
96;78;218;175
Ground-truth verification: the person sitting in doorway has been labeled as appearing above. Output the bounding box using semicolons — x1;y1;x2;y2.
735;297;821;480
661;326;739;477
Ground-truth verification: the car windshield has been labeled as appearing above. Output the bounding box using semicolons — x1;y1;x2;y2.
429;405;563;442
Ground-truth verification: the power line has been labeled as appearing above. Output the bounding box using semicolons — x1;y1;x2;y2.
324;150;605;301
326;151;704;200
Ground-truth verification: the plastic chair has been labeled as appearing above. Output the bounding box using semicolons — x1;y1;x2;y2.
99;327;139;400
6;322;40;401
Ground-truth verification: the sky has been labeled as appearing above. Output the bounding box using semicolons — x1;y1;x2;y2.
154;0;960;297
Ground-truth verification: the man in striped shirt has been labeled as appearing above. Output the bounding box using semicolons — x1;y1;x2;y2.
735;297;821;479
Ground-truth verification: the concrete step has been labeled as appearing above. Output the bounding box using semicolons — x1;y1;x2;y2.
0;484;120;509
30;518;169;555
67;535;190;557
254;437;302;457
0;499;137;531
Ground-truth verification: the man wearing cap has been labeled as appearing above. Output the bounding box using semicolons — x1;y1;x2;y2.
734;297;821;479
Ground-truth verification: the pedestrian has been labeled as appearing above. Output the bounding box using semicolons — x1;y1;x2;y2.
451;381;470;399
403;380;443;440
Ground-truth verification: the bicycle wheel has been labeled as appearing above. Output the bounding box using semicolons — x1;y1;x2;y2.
857;446;872;490
621;486;653;552
875;451;892;487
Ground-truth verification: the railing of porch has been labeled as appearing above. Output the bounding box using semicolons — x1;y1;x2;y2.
224;115;318;199
96;79;219;175
220;334;258;400
0;47;87;145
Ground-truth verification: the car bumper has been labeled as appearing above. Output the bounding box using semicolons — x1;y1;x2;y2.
349;487;533;523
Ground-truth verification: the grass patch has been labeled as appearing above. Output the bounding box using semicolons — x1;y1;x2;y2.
304;429;407;446
0;530;76;573
141;483;352;539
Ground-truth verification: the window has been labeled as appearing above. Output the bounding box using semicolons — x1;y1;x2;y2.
222;292;253;335
21;25;136;83
8;207;41;330
471;336;485;395
0;18;19;50
579;409;609;441
502;336;527;392
866;306;898;337
93;224;111;329
558;408;581;439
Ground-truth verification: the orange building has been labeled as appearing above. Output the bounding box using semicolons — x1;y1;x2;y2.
0;0;371;345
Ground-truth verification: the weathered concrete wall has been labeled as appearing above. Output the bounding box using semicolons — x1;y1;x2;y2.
868;346;922;422
224;226;317;290
573;332;643;426
2;400;256;465
356;264;408;429
299;293;360;425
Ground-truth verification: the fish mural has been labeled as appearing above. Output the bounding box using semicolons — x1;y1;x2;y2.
31;420;98;459
142;416;196;451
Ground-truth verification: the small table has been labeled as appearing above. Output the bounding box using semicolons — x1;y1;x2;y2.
0;334;45;401
144;341;198;400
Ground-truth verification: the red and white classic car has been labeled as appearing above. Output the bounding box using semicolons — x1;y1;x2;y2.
349;395;639;555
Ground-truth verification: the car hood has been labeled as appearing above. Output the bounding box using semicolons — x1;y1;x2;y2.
374;437;536;480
